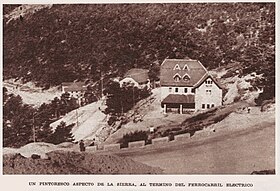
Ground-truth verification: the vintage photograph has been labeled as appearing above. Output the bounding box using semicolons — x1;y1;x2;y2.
2;3;275;175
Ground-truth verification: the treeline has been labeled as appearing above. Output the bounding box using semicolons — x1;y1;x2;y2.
3;88;76;148
104;81;151;115
3;3;275;101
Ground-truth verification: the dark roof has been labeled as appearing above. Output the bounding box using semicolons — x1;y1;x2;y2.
162;94;195;104
160;59;207;87
62;82;87;92
124;68;149;84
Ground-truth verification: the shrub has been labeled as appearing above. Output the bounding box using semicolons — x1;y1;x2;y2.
212;113;231;123
184;108;217;124
118;130;148;148
46;121;74;144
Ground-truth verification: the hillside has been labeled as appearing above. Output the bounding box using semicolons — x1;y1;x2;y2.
3;3;275;151
50;100;107;143
3;3;275;101
49;68;270;145
3;79;61;107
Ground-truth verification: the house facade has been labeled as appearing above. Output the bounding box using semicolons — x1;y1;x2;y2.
61;82;87;105
160;59;222;113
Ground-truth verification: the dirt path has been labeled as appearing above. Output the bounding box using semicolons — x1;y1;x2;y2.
115;121;275;174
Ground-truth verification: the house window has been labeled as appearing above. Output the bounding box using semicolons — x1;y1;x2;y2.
207;104;210;109
206;89;212;95
173;73;181;82
211;104;215;108
169;87;172;92
183;73;191;81
175;88;178;93
202;104;205;109
206;79;213;84
174;76;180;82
183;64;189;70
173;64;181;70
184;88;188;93
191;88;195;93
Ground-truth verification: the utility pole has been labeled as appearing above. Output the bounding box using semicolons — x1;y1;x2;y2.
76;94;80;128
32;114;36;143
132;86;135;107
76;108;79;128
32;112;39;143
120;99;124;116
100;71;104;98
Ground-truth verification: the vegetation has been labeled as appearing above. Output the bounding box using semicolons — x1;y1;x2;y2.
3;88;36;147
3;3;275;147
46;121;75;144
118;130;148;148
3;3;275;103
104;81;151;115
3;88;76;147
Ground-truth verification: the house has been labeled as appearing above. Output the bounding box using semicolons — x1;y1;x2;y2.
61;82;87;101
160;59;222;113
119;68;150;89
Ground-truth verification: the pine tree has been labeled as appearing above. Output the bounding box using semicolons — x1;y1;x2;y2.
47;121;75;144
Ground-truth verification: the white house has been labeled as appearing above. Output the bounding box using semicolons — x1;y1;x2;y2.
160;59;223;114
61;82;88;105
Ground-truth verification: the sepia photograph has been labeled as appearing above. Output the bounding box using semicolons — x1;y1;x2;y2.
2;2;275;176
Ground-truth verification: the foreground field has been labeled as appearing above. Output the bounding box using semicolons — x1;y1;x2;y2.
3;150;161;174
115;121;275;174
3;120;274;174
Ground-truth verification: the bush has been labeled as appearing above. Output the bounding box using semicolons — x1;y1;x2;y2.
118;130;148;148
184;108;217;124
212;113;231;123
46;121;74;145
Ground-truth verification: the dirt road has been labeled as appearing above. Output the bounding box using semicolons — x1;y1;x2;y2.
115;121;275;174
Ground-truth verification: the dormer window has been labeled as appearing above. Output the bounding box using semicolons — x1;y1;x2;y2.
205;79;213;84
173;64;181;70
182;73;191;81
183;64;189;71
173;73;181;82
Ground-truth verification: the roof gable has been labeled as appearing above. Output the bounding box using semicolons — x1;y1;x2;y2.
173;64;181;70
160;59;207;87
193;74;222;89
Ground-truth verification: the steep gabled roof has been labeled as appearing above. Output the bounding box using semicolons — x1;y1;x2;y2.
124;68;149;84
193;74;223;89
162;94;195;104
160;59;207;87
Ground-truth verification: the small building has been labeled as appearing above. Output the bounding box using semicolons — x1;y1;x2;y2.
120;68;150;89
61;82;87;100
160;59;222;113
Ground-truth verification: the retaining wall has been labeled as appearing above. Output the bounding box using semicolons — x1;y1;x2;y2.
152;137;169;145
174;133;191;142
87;130;212;153
104;143;121;151
128;140;145;148
86;146;97;152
